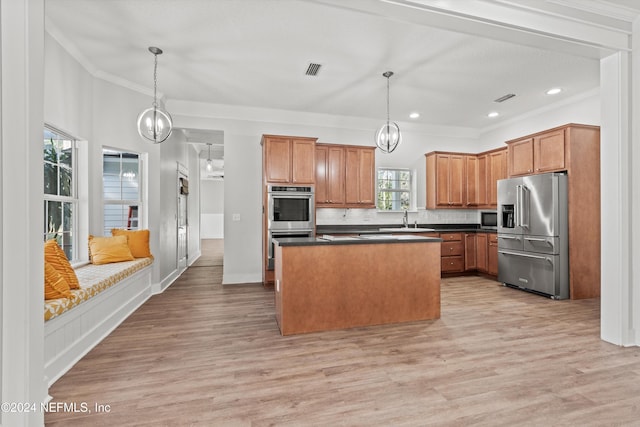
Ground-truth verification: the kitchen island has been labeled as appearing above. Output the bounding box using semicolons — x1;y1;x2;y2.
273;235;442;335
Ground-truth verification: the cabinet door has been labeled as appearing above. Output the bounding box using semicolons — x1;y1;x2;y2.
488;234;498;276
265;138;291;183
488;149;507;207
435;154;451;207
345;147;375;206
315;145;329;204
477;155;488;206
436;154;465;207
449;155;465;206
345;148;360;204
534;129;565;173
358;148;375;205
465;156;479;207
464;233;477;270
476;233;488;272
327;146;346;204
508;138;534;176
291;139;316;184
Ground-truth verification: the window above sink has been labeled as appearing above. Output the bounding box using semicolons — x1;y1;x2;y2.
376;168;416;212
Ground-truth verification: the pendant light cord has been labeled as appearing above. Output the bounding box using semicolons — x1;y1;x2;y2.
386;75;390;126
153;53;158;109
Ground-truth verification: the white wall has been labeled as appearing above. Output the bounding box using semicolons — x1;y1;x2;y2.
478;90;601;148
201;179;224;238
44;32;197;293
188;145;202;263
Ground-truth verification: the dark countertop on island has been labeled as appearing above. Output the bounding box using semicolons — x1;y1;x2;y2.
274;235;442;247
316;223;497;234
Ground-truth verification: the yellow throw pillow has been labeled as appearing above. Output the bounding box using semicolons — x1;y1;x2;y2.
44;262;72;300
44;239;80;289
111;229;152;258
88;235;135;265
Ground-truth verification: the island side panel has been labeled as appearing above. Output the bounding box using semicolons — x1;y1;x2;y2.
276;241;441;335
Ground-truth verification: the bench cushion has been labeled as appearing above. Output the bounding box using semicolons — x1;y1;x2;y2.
44;257;153;321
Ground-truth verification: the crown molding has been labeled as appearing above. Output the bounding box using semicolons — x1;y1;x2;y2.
45;16;164;100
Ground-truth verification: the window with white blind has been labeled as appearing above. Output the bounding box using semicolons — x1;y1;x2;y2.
44;127;78;260
377;168;413;211
103;149;142;236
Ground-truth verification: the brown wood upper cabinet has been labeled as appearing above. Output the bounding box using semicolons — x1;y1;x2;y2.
465;156;479;207
315;144;346;206
427;149;506;209
262;135;317;184
426;152;465;209
507;128;565;177
487;148;508;207
315;144;375;208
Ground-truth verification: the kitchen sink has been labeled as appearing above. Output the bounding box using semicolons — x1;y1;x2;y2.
378;227;436;233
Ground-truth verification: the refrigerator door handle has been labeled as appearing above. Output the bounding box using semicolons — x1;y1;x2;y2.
515;185;520;227
499;250;552;263
499;235;520;240
525;237;551;245
521;185;529;228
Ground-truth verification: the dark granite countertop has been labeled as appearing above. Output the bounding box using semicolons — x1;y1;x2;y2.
315;224;497;234
273;235;442;247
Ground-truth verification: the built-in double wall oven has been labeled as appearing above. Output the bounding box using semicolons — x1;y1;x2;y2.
267;185;315;269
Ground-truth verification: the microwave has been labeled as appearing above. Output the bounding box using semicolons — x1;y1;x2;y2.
267;185;315;232
480;211;497;229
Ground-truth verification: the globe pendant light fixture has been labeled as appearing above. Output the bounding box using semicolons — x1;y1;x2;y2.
137;46;173;144
375;71;401;153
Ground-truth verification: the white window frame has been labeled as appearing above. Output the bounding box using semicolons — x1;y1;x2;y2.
376;167;416;212
44;126;79;261
102;148;144;236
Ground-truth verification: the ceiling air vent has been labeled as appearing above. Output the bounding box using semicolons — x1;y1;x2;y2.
494;93;516;103
305;63;322;76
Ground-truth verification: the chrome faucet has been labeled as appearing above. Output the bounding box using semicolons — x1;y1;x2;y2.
402;210;408;228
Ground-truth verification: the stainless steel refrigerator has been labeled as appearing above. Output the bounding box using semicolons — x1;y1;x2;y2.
497;172;569;299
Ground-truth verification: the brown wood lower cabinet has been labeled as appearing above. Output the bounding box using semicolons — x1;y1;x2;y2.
440;233;464;273
442;231;497;278
488;234;498;276
476;233;488;272
464;233;477;270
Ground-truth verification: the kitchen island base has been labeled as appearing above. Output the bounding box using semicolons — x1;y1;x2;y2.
274;239;441;335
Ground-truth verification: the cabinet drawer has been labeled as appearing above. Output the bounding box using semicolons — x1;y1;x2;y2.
442;241;463;256
441;256;464;272
440;233;462;241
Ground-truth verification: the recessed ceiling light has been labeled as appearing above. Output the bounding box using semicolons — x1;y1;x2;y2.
546;87;562;95
487;112;499;118
409;112;420;119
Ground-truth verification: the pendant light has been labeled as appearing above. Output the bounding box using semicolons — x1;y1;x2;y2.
375;71;402;153
137;46;173;144
206;143;213;172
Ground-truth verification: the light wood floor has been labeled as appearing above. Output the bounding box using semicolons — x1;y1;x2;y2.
46;239;640;426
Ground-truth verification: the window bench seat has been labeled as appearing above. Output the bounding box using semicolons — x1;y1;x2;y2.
44;257;154;386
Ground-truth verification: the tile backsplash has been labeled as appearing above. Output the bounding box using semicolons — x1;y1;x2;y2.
316;208;480;225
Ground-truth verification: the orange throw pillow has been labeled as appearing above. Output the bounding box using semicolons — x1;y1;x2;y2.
88;235;135;265
44;262;71;300
111;229;152;258
44;239;80;289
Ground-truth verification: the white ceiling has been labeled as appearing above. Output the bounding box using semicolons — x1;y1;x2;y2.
45;0;639;130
